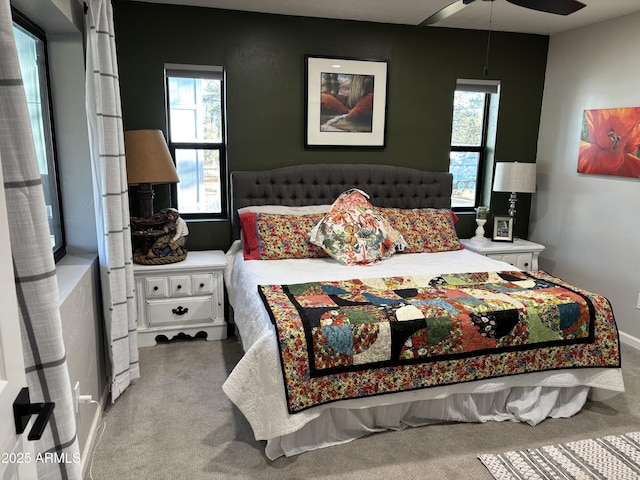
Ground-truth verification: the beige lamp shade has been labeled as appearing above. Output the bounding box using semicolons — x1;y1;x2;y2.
124;130;179;219
493;162;536;193
124;130;180;185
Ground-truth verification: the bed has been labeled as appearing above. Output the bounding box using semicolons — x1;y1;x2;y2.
221;163;623;460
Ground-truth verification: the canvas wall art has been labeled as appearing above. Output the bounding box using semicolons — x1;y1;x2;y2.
578;107;640;178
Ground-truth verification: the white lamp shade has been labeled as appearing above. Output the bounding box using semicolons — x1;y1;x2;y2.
493;162;536;193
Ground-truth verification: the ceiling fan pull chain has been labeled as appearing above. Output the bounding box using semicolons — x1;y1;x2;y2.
484;0;494;76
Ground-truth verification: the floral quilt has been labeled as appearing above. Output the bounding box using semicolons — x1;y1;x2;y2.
258;270;621;414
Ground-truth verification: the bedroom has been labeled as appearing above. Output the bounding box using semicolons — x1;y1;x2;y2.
2;0;640;478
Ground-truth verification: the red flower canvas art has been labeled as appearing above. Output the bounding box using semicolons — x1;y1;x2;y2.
578;107;640;178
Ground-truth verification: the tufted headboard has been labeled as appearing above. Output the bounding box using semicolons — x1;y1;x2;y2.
230;164;453;240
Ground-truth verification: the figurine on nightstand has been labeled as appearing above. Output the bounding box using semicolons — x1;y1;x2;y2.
147;208;189;259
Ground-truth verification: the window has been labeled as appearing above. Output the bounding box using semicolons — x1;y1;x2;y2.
449;79;500;209
12;9;65;261
165;64;226;218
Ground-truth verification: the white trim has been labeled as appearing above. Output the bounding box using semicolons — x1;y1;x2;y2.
165;63;223;79
619;330;640;351
456;78;501;94
80;384;110;478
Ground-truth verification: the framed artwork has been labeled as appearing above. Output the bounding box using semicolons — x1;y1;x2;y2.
492;215;514;242
578;107;640;178
305;55;389;147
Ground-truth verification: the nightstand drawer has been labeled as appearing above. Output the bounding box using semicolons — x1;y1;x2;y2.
169;275;191;296
145;278;167;298
488;253;535;270
146;297;214;327
192;273;214;294
460;239;544;272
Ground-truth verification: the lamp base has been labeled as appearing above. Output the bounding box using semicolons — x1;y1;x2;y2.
508;192;518;218
137;182;155;219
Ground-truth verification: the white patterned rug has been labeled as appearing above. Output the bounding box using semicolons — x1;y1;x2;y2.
479;431;640;480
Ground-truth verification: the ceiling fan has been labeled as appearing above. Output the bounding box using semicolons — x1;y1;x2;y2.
419;0;587;26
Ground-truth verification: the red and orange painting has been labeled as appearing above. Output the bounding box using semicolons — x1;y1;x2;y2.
578;107;640;178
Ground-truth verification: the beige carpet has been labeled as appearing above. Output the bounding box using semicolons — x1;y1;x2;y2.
85;337;640;480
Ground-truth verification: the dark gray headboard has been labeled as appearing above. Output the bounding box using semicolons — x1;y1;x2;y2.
230;164;453;240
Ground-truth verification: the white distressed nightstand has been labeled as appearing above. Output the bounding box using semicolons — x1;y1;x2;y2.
460;238;545;271
133;250;227;347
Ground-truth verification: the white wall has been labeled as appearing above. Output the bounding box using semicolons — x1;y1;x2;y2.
48;32;98;253
57;254;105;461
530;12;640;347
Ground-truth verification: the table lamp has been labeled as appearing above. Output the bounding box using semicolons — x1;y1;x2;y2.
124;130;179;219
493;162;536;218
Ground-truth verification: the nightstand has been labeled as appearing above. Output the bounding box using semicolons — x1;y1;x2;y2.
460;238;545;271
133;250;227;347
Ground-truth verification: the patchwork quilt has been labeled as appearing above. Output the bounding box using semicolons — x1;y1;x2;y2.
258;270;621;414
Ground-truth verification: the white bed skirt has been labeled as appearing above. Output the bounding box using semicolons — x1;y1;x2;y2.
265;385;590;460
222;244;625;460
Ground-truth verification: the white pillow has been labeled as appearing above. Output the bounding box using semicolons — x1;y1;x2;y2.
237;204;331;215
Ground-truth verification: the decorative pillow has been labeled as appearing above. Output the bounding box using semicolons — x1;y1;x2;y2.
240;212;327;260
309;189;407;265
378;208;462;253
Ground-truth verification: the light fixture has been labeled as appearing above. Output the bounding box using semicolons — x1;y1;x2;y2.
493;162;536;218
124;129;180;219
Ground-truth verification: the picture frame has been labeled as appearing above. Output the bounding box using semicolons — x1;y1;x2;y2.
492;215;514;242
578;106;640;178
305;55;389;148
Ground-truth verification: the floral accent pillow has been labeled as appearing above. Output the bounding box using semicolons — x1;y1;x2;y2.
309;189;407;265
378;208;462;253
240;212;327;260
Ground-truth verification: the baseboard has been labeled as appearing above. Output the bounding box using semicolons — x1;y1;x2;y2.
619;330;640;351
80;384;110;477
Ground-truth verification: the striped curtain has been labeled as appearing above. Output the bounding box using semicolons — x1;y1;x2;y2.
0;1;81;479
85;0;139;402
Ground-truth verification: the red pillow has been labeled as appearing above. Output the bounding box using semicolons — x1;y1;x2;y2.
240;212;261;260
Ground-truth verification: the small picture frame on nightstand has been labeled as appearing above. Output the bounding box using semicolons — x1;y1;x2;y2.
492;215;514;242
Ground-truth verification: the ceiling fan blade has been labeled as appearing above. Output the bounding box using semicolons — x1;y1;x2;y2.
506;0;586;15
419;0;477;27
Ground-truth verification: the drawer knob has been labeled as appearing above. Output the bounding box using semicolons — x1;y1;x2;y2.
177;284;182;290
172;306;189;316
524;262;529;267
200;283;205;288
153;286;159;291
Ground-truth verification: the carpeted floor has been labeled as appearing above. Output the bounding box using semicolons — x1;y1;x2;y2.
84;337;640;480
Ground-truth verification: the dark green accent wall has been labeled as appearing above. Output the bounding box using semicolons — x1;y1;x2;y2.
113;1;548;250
